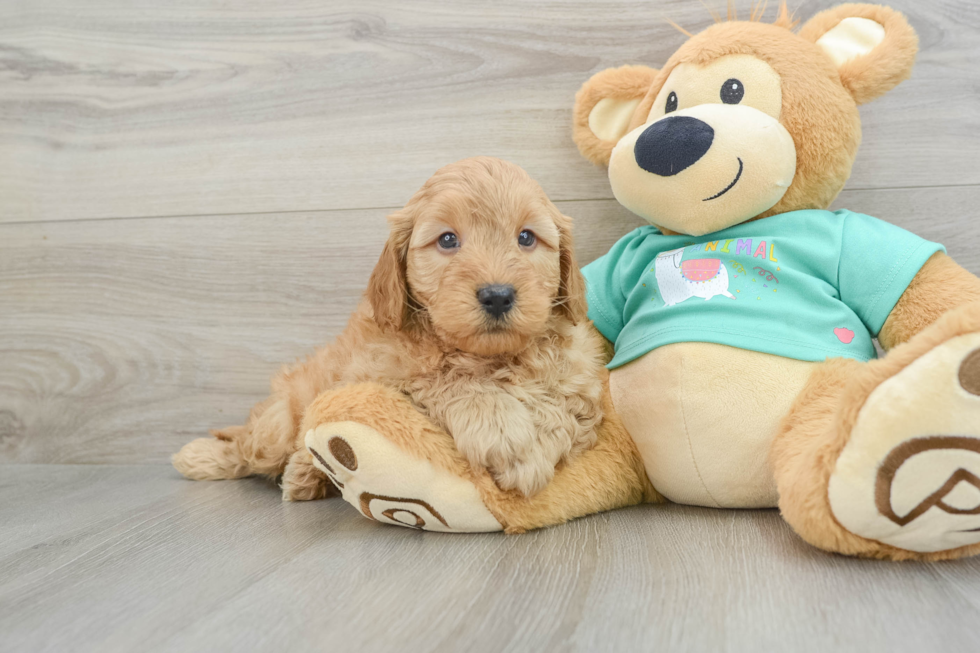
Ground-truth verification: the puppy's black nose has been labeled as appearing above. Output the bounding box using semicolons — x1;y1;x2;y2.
634;116;714;176
477;284;515;319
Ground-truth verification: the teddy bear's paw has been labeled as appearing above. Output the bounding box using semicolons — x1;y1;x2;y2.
304;421;503;533
828;333;980;553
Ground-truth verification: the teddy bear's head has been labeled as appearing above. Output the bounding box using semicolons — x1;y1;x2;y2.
573;3;917;236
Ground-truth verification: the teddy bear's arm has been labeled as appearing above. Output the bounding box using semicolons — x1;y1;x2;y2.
878;252;980;350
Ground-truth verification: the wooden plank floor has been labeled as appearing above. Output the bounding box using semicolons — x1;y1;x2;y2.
2;0;980;650
0;465;978;653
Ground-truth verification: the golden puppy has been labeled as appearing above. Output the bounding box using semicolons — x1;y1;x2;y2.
173;157;606;498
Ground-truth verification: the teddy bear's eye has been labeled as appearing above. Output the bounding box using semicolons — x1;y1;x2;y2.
721;78;744;104
665;91;678;114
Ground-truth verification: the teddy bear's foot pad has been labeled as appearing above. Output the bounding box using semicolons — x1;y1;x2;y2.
829;333;980;553
305;421;502;533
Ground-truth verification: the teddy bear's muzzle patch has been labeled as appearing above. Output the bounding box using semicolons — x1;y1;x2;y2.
609;103;796;236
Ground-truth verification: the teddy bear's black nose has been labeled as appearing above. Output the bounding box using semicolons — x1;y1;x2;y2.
634;116;714;176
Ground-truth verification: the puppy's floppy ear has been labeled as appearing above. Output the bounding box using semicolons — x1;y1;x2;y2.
554;213;589;325
366;209;414;332
573;65;659;167
799;4;918;105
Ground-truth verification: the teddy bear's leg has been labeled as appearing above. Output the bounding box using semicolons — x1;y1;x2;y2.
301;383;654;533
772;302;980;560
301;383;503;532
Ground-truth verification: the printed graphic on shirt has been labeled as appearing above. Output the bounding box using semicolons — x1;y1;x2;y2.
653;248;735;306
834;327;855;344
648;237;872;350
652;238;782;307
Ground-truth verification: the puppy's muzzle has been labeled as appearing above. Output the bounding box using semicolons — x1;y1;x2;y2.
477;284;515;319
634;116;714;176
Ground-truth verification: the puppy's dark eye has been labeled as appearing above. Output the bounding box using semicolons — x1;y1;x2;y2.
665;91;678;114
437;232;459;249
518;230;536;248
720;78;744;104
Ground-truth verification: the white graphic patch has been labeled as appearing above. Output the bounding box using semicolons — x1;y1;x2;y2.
654;247;735;306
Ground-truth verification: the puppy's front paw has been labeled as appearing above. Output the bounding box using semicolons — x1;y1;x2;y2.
491;452;555;497
444;391;560;497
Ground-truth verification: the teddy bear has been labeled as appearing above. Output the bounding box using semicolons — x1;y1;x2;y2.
301;2;980;561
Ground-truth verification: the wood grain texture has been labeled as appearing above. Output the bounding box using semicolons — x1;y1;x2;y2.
3;187;978;465
0;464;978;653
2;2;980;650
0;0;978;223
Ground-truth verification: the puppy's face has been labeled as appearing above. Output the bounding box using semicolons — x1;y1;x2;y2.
368;158;586;356
408;191;562;356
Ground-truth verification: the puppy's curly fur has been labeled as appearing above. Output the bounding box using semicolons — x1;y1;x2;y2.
173;157;607;498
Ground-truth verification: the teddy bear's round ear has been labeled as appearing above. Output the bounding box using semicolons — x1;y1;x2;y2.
573;65;659;167
798;4;918;105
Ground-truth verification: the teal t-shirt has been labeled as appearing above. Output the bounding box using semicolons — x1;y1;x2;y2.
583;209;944;369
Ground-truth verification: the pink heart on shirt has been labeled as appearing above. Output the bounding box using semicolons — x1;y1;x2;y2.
834;327;855;344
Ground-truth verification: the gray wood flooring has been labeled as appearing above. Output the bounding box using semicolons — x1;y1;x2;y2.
2;0;980;651
2;465;980;653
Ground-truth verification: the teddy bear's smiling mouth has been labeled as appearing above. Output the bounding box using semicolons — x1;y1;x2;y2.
703;158;744;201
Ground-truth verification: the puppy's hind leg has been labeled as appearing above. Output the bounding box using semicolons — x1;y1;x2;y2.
173;426;251;480
175;392;306;482
281;448;336;501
